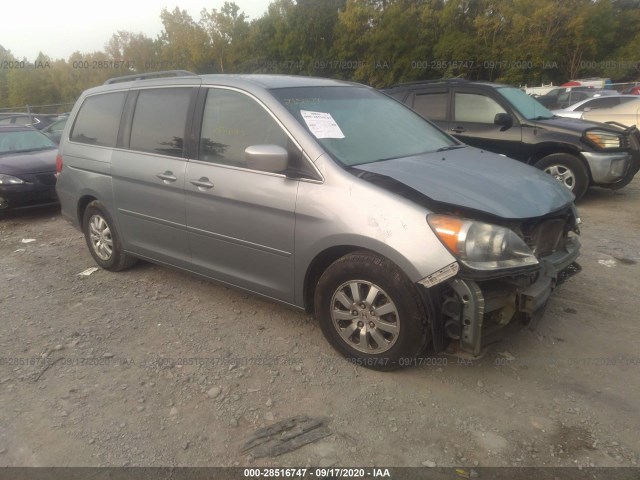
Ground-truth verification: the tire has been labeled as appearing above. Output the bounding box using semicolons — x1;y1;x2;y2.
314;251;428;371
82;200;137;271
535;153;589;200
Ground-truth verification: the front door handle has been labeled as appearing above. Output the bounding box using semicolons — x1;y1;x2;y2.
451;126;466;134
156;171;177;183
190;177;214;190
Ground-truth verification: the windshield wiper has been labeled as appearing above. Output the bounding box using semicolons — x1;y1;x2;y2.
531;116;553;121
436;145;466;152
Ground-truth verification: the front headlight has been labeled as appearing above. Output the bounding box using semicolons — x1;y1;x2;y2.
428;215;539;271
584;130;622;150
0;174;26;185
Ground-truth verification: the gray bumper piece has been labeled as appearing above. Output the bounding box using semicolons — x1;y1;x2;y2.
452;237;581;356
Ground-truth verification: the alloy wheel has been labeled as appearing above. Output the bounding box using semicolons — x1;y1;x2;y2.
330;280;400;354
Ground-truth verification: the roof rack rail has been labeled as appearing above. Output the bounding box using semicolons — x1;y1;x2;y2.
384;77;469;89
104;70;197;85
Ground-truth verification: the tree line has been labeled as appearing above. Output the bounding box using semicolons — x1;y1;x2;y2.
1;0;639;112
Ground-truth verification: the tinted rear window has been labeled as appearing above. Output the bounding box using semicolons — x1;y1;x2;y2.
413;92;448;121
70;92;126;147
130;88;192;157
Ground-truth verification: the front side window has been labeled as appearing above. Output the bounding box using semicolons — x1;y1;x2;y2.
129;88;192;157
199;88;290;170
70;92;126;147
454;92;506;124
272;86;455;166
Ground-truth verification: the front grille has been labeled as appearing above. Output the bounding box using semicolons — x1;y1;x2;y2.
621;133;631;149
620;125;640;150
522;218;568;258
35;173;57;186
630;127;640;149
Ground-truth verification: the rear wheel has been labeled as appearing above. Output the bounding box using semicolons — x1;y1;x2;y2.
535;153;589;200
82;201;136;271
314;251;428;370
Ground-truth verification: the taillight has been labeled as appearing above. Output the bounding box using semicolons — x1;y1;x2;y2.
56;154;63;174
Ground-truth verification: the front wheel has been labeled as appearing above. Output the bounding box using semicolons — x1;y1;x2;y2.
82;201;137;271
314;251;428;371
535;153;589;200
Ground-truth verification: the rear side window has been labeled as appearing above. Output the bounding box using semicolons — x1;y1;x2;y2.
70;92;126;147
130;88;192;157
413;92;448;121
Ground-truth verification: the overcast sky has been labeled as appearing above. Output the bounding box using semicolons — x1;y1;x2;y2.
1;0;272;60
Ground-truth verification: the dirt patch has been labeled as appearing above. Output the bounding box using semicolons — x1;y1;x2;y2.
549;424;596;458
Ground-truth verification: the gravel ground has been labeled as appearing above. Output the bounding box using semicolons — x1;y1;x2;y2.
0;179;639;468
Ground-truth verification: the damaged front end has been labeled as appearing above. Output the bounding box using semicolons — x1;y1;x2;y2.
419;207;581;356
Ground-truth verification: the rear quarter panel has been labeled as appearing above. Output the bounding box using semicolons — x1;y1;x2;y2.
56;142;116;228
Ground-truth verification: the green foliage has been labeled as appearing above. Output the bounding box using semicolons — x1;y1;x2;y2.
1;0;639;109
158;7;213;73
200;2;251;73
106;31;162;74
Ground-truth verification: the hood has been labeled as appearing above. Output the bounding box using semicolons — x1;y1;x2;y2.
0;148;57;176
535;115;621;133
352;147;574;220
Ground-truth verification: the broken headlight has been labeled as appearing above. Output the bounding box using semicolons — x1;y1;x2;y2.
428;214;539;271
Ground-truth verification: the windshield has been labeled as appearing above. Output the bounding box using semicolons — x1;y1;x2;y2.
271;86;456;166
0;129;57;154
498;87;555;120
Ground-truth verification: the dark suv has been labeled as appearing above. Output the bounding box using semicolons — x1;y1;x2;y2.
384;79;640;200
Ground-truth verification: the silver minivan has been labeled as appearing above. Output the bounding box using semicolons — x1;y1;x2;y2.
56;72;581;370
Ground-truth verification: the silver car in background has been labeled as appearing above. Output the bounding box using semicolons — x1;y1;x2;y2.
581;97;640;129
552;95;640;119
56;72;581;370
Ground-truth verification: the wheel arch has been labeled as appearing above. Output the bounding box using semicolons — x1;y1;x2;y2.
77;194;98;228
530;144;592;183
303;245;362;314
302;245;422;314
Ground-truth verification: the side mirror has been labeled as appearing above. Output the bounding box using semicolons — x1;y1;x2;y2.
494;113;513;129
244;144;289;173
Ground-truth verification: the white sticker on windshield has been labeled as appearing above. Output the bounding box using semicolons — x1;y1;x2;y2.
300;110;345;139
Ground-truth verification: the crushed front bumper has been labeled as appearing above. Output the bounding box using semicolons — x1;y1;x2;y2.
420;236;581;356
